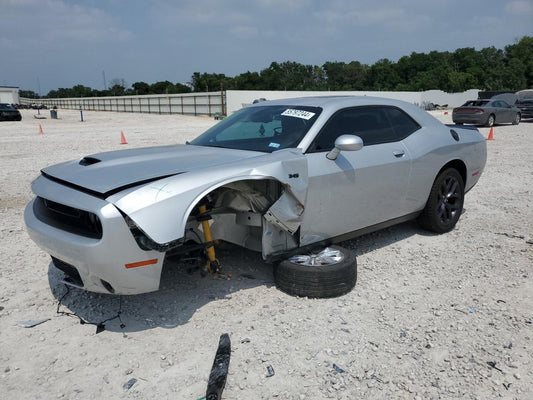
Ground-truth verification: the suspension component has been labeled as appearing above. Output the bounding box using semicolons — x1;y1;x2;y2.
198;204;220;274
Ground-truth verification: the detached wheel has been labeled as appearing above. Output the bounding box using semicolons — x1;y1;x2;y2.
418;168;464;233
274;246;357;298
512;113;521;125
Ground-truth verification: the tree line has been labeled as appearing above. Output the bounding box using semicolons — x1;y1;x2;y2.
20;36;532;99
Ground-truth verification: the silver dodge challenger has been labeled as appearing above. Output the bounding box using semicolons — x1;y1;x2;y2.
25;96;487;297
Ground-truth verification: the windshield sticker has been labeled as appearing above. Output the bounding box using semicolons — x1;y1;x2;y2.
281;109;315;120
268;142;281;149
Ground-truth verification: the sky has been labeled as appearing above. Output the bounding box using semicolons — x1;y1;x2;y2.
1;0;532;95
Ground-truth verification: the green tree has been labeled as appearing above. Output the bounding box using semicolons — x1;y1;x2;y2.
132;81;151;95
365;59;399;90
190;72;233;92
19;90;39;98
505;36;533;88
108;78;128;96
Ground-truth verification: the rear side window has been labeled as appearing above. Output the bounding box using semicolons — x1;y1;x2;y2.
384;107;420;139
310;106;420;151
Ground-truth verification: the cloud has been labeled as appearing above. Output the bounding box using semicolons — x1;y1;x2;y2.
152;0;252;27
505;1;533;15
311;2;436;34
0;0;133;46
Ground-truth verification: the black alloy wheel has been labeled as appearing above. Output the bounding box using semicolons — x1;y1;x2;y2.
418;168;464;233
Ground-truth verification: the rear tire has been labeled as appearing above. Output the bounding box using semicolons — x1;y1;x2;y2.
418;168;464;233
274;246;357;298
485;114;495;127
512;113;521;125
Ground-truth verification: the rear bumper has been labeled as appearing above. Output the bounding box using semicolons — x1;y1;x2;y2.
452;114;487;125
24;177;165;295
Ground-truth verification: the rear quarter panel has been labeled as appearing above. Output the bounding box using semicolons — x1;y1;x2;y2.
403;124;486;211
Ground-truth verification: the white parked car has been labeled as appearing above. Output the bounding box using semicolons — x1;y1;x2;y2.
25;96;487;297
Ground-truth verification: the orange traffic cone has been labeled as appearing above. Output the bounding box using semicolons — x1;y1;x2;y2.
444;111;449;115
120;131;128;144
39;124;43;134
487;127;494;141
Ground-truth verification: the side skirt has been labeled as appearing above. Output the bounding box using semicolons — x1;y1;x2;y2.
264;211;421;263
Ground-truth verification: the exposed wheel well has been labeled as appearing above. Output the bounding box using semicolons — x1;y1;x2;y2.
190;179;283;216
181;179;286;252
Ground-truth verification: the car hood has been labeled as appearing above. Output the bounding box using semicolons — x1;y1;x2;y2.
41;144;260;196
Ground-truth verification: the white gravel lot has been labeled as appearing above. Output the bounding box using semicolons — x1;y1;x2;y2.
0;107;531;399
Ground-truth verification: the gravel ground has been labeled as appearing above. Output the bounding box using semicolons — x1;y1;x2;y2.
0;108;531;399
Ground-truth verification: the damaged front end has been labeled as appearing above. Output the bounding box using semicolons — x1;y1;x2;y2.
185;178;306;261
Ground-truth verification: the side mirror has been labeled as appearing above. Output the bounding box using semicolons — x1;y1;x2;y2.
326;135;364;160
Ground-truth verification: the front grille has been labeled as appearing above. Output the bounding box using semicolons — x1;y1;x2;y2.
34;197;103;239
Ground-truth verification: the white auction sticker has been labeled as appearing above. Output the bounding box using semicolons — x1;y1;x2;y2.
281;109;315;120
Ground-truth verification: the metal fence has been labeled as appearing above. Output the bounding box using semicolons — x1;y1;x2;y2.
20;92;226;116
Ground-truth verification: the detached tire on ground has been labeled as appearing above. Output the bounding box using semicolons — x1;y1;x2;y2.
274;246;357;298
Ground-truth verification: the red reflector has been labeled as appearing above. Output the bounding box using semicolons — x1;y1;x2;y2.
472;171;480;177
125;259;158;269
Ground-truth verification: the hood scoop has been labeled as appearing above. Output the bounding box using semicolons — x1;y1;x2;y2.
79;157;101;166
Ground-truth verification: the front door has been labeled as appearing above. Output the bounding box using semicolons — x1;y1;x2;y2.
299;105;417;246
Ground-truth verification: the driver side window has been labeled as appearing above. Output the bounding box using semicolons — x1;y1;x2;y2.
310;106;398;151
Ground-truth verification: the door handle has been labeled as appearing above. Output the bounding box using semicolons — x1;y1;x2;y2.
393;150;405;158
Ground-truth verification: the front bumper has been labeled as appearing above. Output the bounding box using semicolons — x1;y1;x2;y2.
0;112;21;121
24;176;165;295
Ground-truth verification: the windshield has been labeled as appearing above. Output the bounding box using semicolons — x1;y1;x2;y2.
463;100;488;107
190;105;322;152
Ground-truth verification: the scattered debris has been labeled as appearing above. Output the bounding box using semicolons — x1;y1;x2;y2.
56;285;125;333
333;364;345;374
487;361;504;373
266;365;275;377
495;232;533;244
123;378;137;390
17;318;50;328
206;333;231;400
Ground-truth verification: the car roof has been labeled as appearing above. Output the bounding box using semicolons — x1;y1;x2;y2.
250;95;443;127
254;95;410;109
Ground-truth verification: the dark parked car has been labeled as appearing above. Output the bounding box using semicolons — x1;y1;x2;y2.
516;99;533;119
0;103;22;121
452;99;521;127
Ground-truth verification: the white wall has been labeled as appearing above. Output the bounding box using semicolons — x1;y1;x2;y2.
0;87;20;104
226;89;479;114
